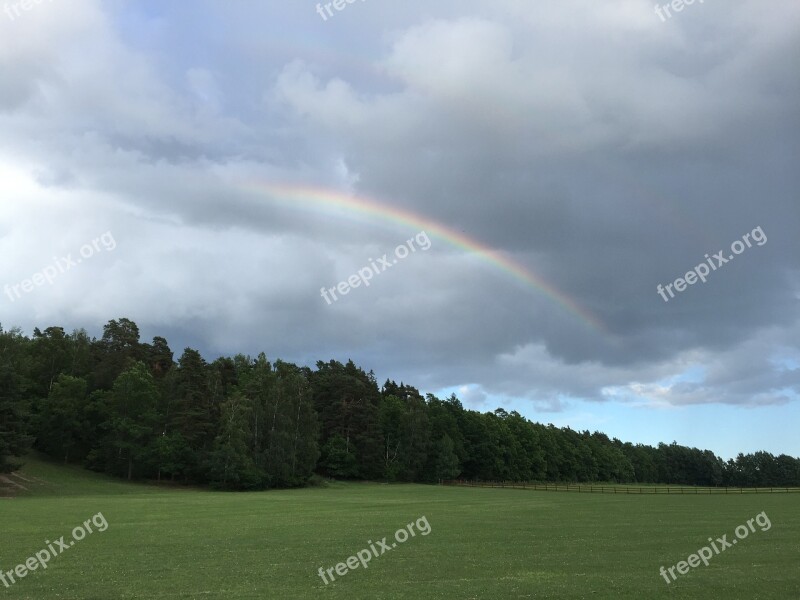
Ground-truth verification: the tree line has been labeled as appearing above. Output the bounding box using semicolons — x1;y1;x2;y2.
1;319;798;489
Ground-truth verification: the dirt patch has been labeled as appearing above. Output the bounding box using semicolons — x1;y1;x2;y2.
0;474;28;491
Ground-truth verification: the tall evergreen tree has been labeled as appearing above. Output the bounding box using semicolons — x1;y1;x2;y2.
37;374;88;463
0;327;33;473
207;391;259;490
93;318;144;390
170;348;217;480
109;362;160;480
434;434;461;481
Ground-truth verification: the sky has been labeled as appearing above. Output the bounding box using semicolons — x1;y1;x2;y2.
0;0;798;460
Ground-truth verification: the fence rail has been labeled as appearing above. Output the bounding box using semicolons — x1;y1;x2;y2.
441;480;800;494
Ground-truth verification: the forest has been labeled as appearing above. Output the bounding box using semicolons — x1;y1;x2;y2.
1;318;798;490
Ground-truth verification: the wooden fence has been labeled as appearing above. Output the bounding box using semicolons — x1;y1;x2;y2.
441;480;800;494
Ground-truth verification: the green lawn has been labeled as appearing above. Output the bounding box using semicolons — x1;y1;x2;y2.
1;457;798;599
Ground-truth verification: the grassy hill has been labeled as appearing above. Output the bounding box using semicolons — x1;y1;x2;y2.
1;456;798;599
0;455;170;498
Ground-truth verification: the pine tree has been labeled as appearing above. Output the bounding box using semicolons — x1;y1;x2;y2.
109;362;160;480
0;327;33;473
434;434;460;481
37;374;88;463
207;391;259;489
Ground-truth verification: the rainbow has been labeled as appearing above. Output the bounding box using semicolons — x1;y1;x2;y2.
241;182;606;332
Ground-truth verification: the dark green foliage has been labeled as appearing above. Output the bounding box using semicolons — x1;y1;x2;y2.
434;434;461;480
0;326;33;472
92;318;145;390
0;364;32;473
109;362;161;480
1;318;799;489
207;391;260;489
311;360;382;479
319;433;359;478
37;374;88;463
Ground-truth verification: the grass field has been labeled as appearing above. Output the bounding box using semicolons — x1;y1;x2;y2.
1;457;798;599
